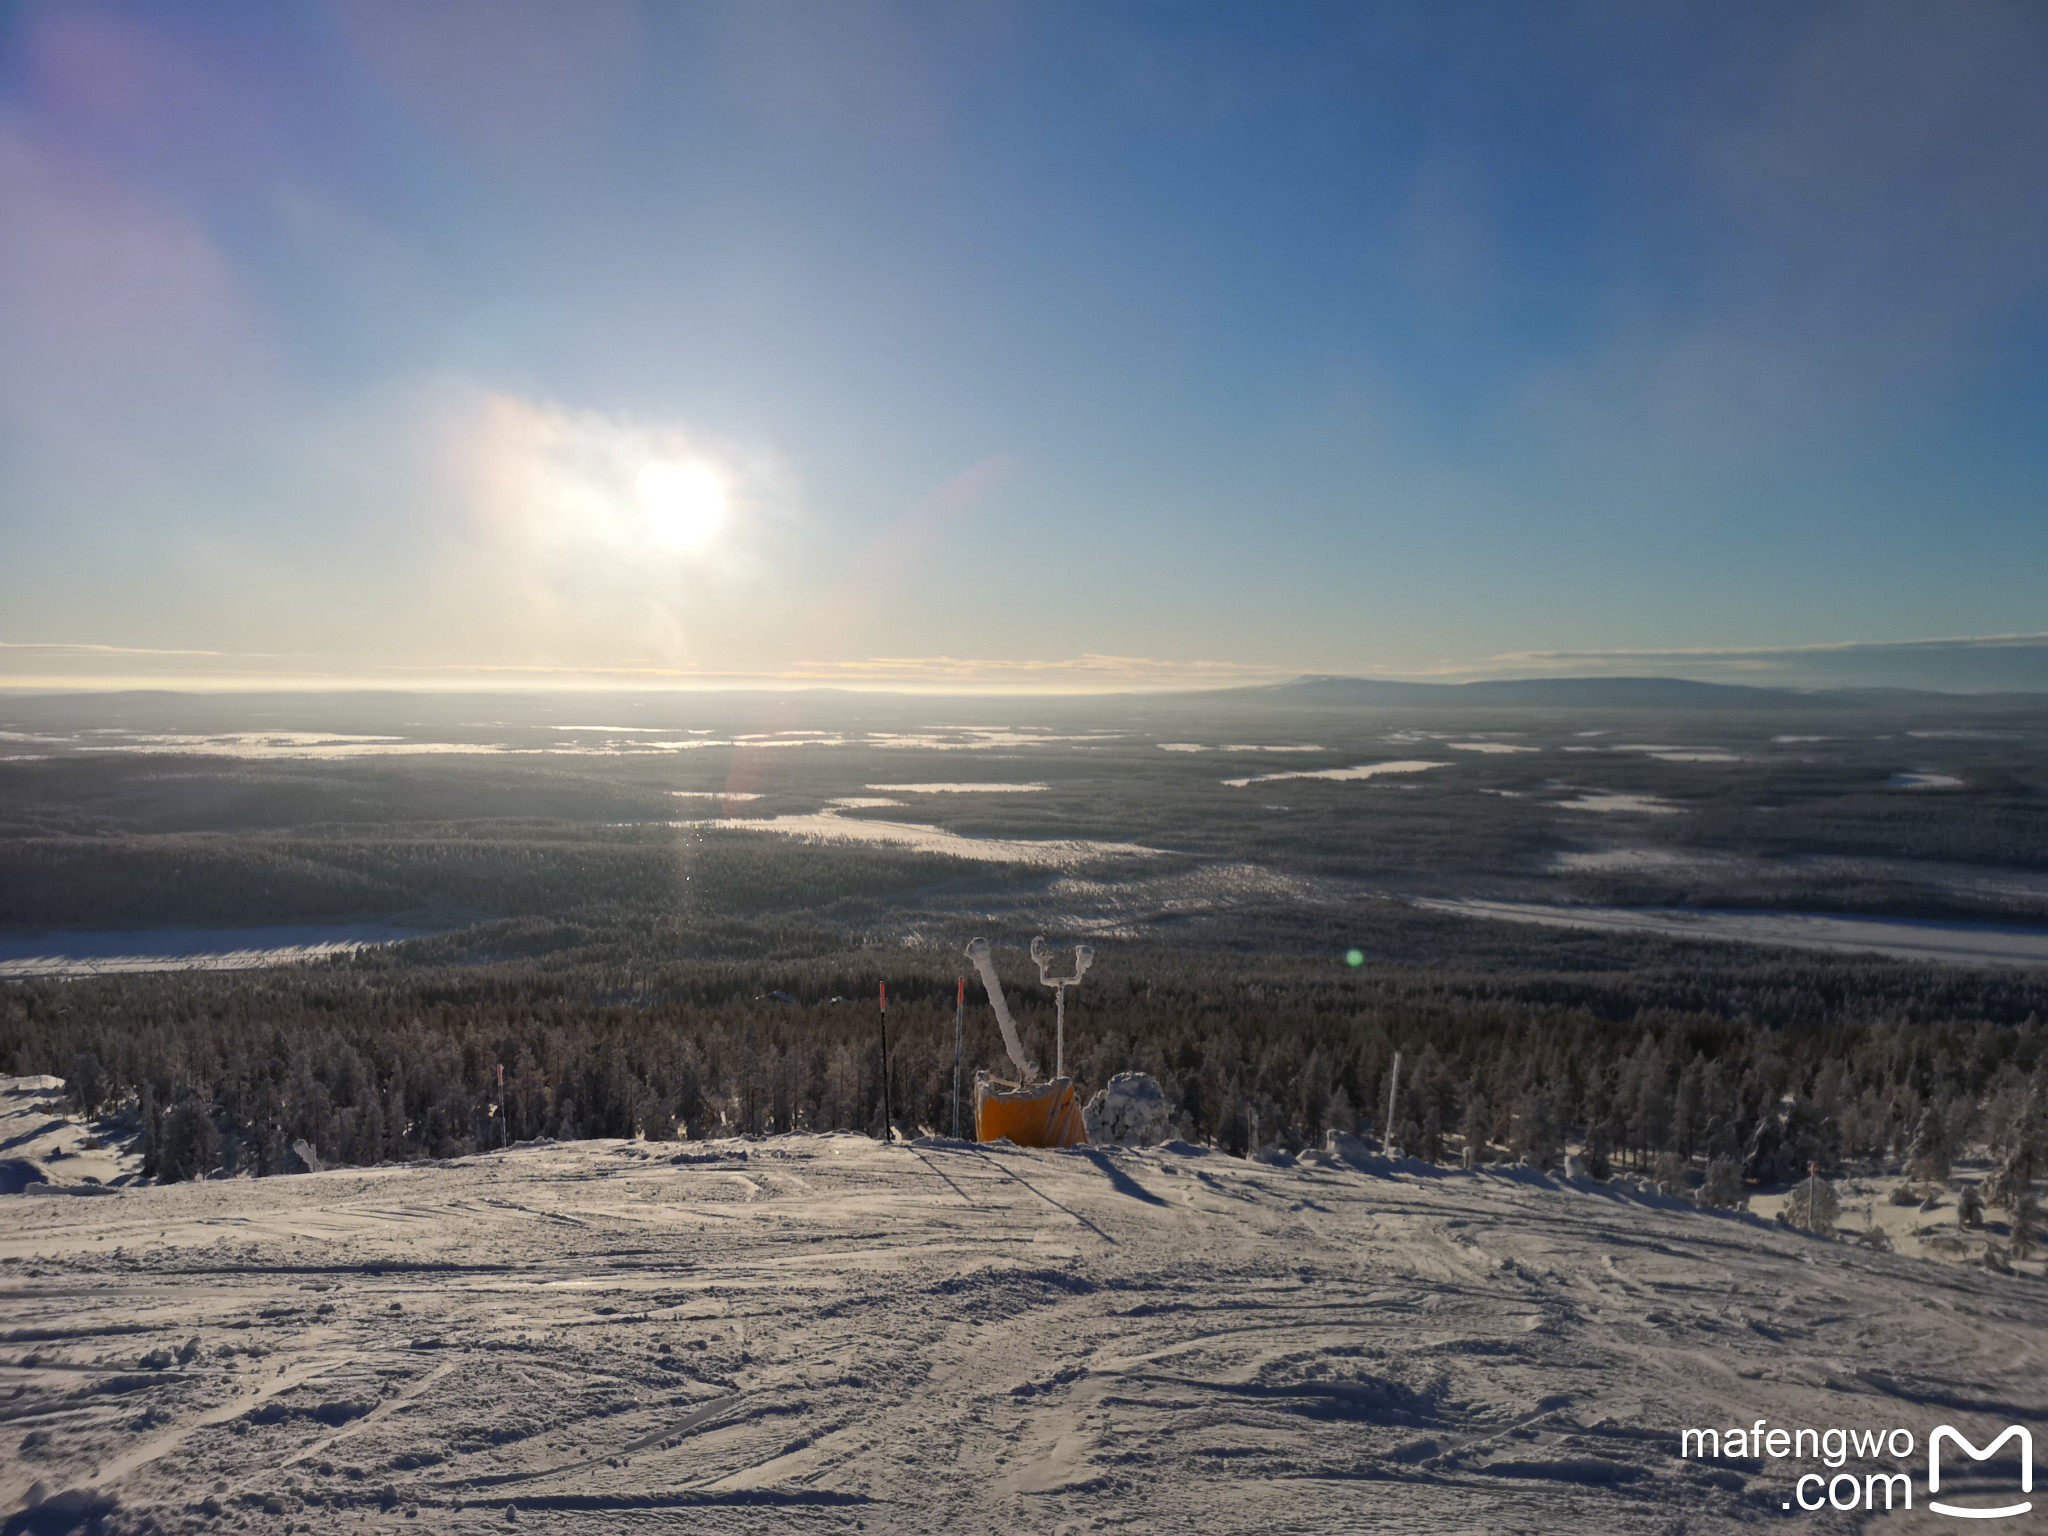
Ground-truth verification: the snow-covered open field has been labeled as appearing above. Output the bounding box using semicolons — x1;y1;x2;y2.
1412;899;2048;969
0;928;431;982
6;1129;2043;1533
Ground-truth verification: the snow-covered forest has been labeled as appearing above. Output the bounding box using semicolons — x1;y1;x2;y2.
10;944;2043;1222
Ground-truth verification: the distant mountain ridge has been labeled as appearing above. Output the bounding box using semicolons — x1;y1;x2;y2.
1260;675;2040;709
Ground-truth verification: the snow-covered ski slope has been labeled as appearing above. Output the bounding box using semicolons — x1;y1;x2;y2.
5;1135;2042;1533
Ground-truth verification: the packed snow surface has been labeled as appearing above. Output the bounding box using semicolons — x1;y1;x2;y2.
4;1133;2042;1533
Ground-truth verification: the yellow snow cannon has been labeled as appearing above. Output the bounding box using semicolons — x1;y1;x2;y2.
974;1074;1087;1148
963;936;1091;1149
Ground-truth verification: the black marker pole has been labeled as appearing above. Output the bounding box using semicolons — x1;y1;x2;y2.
953;976;965;1140
878;981;892;1143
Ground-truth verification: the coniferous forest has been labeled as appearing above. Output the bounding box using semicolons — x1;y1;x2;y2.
8;938;2045;1197
4;689;2047;1198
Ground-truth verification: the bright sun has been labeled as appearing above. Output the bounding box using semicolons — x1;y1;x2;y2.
635;460;726;548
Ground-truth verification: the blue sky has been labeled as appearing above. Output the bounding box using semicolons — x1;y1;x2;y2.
3;1;2046;691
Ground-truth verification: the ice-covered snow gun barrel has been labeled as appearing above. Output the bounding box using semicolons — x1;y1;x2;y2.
965;936;1037;1082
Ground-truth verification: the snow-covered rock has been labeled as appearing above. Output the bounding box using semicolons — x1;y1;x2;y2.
1325;1130;1374;1164
1082;1072;1171;1147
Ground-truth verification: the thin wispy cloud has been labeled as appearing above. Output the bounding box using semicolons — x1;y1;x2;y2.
0;642;248;657
0;647;1291;694
10;631;2048;695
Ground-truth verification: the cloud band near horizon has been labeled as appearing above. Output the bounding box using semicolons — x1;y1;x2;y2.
6;633;2048;695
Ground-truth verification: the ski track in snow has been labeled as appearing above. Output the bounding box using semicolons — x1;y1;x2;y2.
3;1135;2043;1532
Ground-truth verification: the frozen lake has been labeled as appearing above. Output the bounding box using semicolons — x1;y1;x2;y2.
1416;898;2048;967
706;798;1159;866
0;923;431;979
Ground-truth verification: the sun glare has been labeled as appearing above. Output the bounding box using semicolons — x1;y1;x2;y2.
635;460;726;548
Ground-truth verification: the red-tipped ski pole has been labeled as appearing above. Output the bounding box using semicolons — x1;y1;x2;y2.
878;981;891;1143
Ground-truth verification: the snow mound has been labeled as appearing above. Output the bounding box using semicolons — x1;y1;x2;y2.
1324;1129;1374;1163
0;1076;145;1190
1082;1072;1171;1147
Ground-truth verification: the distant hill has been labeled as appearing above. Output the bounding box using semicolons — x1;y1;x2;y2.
1264;675;1868;709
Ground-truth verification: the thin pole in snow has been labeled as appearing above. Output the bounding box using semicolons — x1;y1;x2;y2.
953;977;965;1140
1385;1051;1402;1159
879;981;892;1143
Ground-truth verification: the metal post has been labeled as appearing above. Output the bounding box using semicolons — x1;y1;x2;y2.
879;981;892;1143
953;977;964;1139
1385;1051;1401;1158
1028;936;1091;1086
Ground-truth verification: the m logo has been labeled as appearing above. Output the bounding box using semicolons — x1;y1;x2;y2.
1929;1425;2033;1519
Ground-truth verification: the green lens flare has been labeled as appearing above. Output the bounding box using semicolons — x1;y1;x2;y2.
1344;948;1364;967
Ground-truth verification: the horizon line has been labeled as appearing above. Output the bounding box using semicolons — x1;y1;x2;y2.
3;673;2046;702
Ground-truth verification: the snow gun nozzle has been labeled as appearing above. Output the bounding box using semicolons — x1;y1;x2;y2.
1030;936;1094;989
